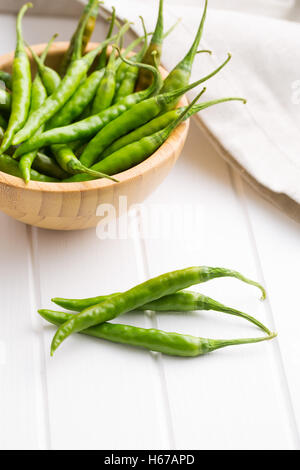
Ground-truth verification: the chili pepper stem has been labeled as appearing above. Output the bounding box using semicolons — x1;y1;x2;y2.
114;46;163;96
16;3;33;54
207;332;277;353
183;0;207;68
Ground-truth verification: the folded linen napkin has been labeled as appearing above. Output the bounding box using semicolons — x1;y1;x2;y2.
97;0;300;222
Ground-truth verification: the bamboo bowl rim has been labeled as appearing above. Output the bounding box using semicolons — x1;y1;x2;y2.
0;42;189;194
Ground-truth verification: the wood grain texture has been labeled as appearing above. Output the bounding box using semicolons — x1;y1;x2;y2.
0;42;189;231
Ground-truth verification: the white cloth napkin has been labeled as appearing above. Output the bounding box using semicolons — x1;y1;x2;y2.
100;0;300;218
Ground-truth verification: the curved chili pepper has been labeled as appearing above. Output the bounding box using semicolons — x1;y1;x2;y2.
59;0;100;77
52;289;270;334
13;53;164;157
40;309;276;358
49;266;266;355
0;154;58;182
136;0;164;91
12;36;117;146
0;3;33;154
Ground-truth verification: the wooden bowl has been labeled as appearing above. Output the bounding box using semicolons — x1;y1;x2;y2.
0;42;189;231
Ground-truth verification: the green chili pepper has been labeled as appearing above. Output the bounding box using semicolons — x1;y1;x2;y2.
0;3;33;154
136;0;164;91
52;289;270;335
0;88;11;113
0;154;58;182
97;6;116;70
40;309;276;358
91;22;131;114
79;53;231;168
0;71;12;90
32;152;68;179
101;96;245;160
47;23;131;129
161;0;207;100
19;35;57;183
27;40;61;96
59;0;100;77
51;144;117;181
13;53;164;158
49;266;266;355
13;37;117;146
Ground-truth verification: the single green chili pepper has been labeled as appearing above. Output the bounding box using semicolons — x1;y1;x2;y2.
59;0;100;77
49;266;266;355
161;0;207;101
0;88;11;113
101;96;245;160
47;23;131;129
97;6;116;70
136;0;164;91
0;154;58;182
0;71;12;90
0;114;7;130
19;35;57;183
32;152;68;179
79;53;231;168
0;3;33;154
40;309;276;358
51;144;117;181
52;289;270;335
13;37;117;146
14;52;165;157
26;40;61;96
113;17;149;103
91;22;131;114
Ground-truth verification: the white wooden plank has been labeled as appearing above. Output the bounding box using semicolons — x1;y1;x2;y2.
34;225;173;450
240;176;300;444
0;215;49;449
140;120;295;449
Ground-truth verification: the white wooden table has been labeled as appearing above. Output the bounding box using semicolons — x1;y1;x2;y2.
0;7;300;451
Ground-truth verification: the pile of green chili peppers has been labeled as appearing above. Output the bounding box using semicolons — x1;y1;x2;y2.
39;265;276;358
0;0;246;183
